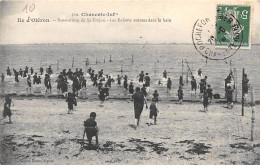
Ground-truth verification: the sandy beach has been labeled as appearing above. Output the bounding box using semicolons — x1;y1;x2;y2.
0;97;259;165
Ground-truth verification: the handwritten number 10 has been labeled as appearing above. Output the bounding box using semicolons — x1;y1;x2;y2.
22;3;35;13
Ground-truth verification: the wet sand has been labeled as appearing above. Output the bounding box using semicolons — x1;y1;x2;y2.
0;98;260;165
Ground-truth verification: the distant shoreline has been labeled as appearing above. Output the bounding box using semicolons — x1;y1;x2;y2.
1;43;260;46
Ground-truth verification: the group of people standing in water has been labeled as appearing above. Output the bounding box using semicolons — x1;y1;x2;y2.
1;63;249;131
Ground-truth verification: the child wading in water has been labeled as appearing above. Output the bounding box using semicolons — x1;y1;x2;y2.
149;101;159;126
83;112;99;148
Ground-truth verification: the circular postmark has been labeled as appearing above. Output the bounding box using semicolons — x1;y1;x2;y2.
192;13;243;60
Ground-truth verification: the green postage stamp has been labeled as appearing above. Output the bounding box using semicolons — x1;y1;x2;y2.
216;5;251;49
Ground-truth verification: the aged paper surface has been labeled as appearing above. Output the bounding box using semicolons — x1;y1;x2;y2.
0;0;260;165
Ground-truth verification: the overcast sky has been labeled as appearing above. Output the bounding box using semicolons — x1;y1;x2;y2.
0;0;259;44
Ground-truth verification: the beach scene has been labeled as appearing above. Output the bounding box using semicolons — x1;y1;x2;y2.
0;43;260;164
1;0;260;165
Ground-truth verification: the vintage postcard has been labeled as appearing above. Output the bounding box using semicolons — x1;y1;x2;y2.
0;0;260;165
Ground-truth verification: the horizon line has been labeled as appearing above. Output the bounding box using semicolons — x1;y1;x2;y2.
0;42;260;45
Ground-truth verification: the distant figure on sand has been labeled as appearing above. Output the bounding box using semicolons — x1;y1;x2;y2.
14;71;19;83
27;75;32;93
167;78;172;93
132;87;148;128
226;85;234;109
129;82;134;95
83;112;99;148
123;76;128;91
152;90;159;106
190;76;197;95
163;70;167;79
149;102;159;126
7;67;11;76
40;67;44;75
138;71;145;83
242;73;249;101
44;74;52;93
198;68;202;77
117;75;122;85
179;75;184;86
144;73;151;87
1;95;14;124
1;73;5;82
202;91;209;112
141;84;147;97
206;84;213;102
177;86;183;104
66;92;77;114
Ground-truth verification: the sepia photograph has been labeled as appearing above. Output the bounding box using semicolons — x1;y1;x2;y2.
0;0;260;165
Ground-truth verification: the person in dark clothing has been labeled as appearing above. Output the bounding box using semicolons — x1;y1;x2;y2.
144;73;151;87
72;76;80;95
1;73;5;83
163;70;167;79
24;66;28;74
87;67;92;75
117;75;122;85
14;71;19;83
123;76;128;91
141;84;147;97
242;73;249;101
66;92;76;113
199;79;206;96
224;75;231;92
7;67;11;76
59;81;68;94
107;76;113;88
90;70;95;81
132;87;148;128
47;66;53;75
178;86;183;104
129;82;134;95
179;75;184;87
62;69;67;77
23;70;27;78
30;67;34;75
33;73;37;84
79;69;83;77
19;69;23;77
99;87;106;103
97;81;103;92
98;69;103;78
2;96;14;124
203;91;209;112
152;90;159;106
44;74;52;93
93;74;98;87
27;75;32;93
83;112;99;147
226;86;233;109
167;78;172;93
81;77;87;88
206;84;213;102
103;84;109;100
36;76;41;84
138;71;144;83
40;67;44;75
191;76;197;95
149;102;159;126
198;68;202;77
67;69;73;80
